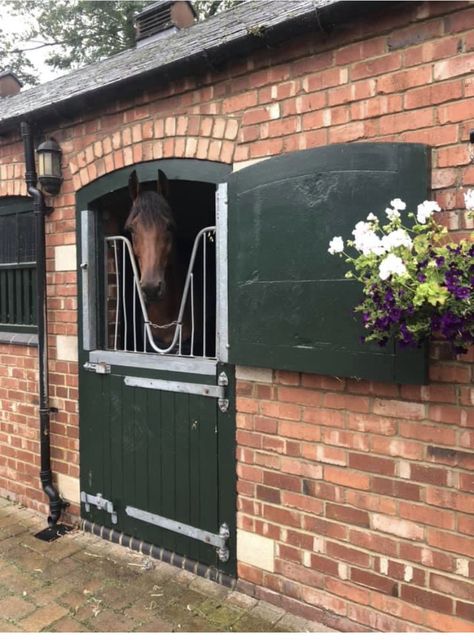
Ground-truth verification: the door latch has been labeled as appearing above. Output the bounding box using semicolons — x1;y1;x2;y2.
83;361;111;374
81;491;117;524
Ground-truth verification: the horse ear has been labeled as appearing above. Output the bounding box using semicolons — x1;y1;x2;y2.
129;170;140;201
157;170;169;199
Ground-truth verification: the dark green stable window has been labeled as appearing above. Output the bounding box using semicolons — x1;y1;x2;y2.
0;198;37;332
228;143;430;384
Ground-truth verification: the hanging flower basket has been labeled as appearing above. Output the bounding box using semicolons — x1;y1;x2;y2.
328;192;474;354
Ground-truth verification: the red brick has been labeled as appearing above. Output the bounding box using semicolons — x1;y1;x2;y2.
347;413;397;435
255;484;280;504
456;601;474;623
262;470;301;492
401;584;453;615
438;99;474;124
351;568;398;596
324;467;370;490
399;420;455;446
352;53;402;80
309;554;339;577
430;574;474;602
278;386;322;406
434;53;474;80
263;504;301;528
427;529;474;555
409;464;448;486
371;477;421;502
349;452;395;476
303;407;344;427
280;491;324;514
275;559;324;589
399;502;455;529
405;80;463;109
378;65;432;94
278;420;320;442
372;399;425;420
426;610;474;632
326;541;371;567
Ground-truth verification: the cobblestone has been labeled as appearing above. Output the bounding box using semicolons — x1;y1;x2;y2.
0;498;332;632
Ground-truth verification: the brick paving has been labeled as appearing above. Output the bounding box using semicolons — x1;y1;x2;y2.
0;498;332;632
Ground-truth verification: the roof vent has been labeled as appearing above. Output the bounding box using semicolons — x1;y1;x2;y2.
135;1;196;47
0;71;22;98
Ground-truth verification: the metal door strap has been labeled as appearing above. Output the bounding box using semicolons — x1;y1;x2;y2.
81;491;117;524
124;372;229;412
125;505;230;562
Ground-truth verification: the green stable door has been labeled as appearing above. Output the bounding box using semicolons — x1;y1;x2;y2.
78;161;236;575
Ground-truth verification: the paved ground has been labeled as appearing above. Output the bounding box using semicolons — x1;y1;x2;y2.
0;498;331;632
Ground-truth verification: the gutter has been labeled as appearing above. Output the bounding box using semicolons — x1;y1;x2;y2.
21;121;68;529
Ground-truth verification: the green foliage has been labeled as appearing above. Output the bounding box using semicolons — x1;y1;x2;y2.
328;199;474;354
0;0;240;86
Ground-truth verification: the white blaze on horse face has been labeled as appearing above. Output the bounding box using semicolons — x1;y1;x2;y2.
132;222;172;301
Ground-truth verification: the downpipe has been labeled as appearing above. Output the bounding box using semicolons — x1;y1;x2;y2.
21;121;68;528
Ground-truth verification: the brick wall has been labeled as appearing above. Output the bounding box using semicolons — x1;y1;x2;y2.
0;0;473;632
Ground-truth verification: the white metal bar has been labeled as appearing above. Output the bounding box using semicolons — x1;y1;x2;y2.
122;242;127;351
203;232;206;357
215;184;229;362
105;228;216;357
113;240;120;351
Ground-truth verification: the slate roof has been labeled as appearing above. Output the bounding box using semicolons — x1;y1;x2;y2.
0;0;379;133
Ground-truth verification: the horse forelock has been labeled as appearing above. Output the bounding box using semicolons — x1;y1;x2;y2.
125;190;175;230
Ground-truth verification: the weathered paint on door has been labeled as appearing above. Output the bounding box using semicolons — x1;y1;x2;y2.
77;160;236;574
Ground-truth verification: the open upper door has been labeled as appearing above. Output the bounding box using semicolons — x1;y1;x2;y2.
227;143;430;384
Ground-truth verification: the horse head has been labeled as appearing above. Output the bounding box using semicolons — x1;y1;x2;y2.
125;170;175;302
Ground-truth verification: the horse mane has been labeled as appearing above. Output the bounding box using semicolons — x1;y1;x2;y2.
125;190;175;231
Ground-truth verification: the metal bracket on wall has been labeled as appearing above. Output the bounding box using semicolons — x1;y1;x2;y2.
125;505;230;562
81;491;117;524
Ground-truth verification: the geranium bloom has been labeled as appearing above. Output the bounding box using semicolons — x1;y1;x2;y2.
390;198;406;211
416;200;441;224
385;207;401;222
379;254;407;280
381;229;413;251
352;221;385;256
328;236;344;254
464;188;474;210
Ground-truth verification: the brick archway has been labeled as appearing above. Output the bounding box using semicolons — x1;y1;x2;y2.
70;115;240;191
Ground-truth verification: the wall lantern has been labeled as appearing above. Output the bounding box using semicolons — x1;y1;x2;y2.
37;139;62;195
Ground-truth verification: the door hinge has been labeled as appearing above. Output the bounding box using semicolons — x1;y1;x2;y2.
81;491;117;524
126;505;230;562
83;361;111;375
218;371;229;413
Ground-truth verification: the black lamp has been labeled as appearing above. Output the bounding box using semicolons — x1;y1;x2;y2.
37;139;62;195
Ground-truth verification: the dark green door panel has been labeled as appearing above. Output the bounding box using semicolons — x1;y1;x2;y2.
77;161;236;576
79;365;235;571
228;143;430;384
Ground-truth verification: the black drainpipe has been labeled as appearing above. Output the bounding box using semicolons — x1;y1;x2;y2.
21;121;68;528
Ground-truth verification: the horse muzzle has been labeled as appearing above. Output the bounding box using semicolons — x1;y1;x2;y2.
141;281;165;302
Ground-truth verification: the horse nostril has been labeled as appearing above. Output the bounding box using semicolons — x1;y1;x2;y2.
141;281;164;301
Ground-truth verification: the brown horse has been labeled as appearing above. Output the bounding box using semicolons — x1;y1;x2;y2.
125;170;192;351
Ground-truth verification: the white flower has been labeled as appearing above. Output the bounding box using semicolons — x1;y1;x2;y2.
464;188;474;210
385;207;401;222
379;254;408;280
416;200;441;224
390;198;406;211
367;212;378;222
381;229;413;251
352;221;385;256
328;236;344;254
